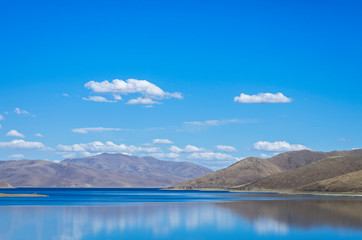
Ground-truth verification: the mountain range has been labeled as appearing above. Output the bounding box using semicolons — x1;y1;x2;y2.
0;153;212;188
169;149;362;193
1;149;361;192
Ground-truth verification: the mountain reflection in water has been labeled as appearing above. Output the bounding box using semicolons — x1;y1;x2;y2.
217;198;362;231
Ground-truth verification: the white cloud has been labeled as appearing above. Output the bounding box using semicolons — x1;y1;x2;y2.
8;154;25;159
62;93;69;97
150;152;180;159
127;97;161;105
57;141;161;157
113;94;122;100
152;139;173;145
170;146;183;153
6;129;25;138
72;127;124;134
0;114;4;120
253;141;308;152
184;119;250;126
14;107;34;116
84;79;183;105
34;133;43;137
84;79;179;98
184;145;205;152
82;96;116;103
0;140;48;150
170;145;206;153
260;153;270;158
188;152;236;161
234;92;292;103
215;145;237;152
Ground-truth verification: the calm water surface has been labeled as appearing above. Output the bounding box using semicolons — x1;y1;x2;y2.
0;188;361;240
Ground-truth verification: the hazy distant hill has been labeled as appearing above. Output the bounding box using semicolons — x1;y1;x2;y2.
169;149;362;190
0;154;212;187
239;155;362;192
63;153;211;180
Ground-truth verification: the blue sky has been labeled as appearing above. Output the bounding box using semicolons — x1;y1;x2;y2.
0;0;361;169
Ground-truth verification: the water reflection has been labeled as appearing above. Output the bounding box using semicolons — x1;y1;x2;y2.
0;196;361;239
217;199;362;230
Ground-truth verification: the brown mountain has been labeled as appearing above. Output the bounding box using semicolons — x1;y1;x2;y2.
169;149;362;190
0;154;212;187
239;154;362;192
296;169;362;193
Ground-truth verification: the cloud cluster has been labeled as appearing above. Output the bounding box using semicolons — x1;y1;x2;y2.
57;141;161;158
169;145;206;153
234;92;291;103
165;144;242;169
72;127;124;134
253;141;308;152
6;129;25;138
54;140;242;169
0;140;48;150
84;79;182;105
0;114;4;121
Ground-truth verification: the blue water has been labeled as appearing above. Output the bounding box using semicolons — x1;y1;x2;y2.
0;188;361;240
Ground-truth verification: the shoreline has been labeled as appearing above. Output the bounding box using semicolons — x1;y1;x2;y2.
2;187;361;198
166;188;362;197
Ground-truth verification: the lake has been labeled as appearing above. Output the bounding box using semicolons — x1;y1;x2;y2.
0;188;361;240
